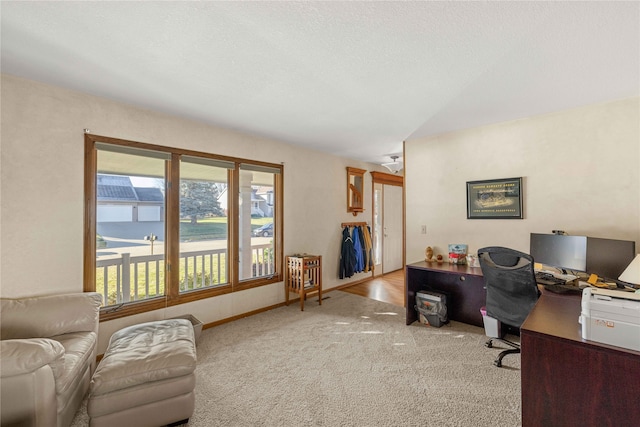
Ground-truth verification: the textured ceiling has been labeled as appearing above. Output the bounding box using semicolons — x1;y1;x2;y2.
2;1;638;164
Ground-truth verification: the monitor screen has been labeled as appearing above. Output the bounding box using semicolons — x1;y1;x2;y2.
586;237;636;282
529;233;587;272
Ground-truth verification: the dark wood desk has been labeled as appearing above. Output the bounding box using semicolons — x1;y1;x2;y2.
406;261;640;424
406;261;485;327
521;293;640;426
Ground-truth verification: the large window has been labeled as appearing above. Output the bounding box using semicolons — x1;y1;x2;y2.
84;135;283;319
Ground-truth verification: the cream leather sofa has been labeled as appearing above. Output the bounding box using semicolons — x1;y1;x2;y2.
1;292;102;427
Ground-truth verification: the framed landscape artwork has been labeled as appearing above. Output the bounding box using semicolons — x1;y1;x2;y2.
466;177;523;219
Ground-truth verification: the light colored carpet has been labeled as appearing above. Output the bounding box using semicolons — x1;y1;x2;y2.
72;291;521;426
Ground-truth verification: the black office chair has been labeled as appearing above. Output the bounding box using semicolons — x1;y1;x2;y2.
478;246;540;367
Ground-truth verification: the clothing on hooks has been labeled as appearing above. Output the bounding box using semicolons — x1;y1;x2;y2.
339;223;373;278
339;226;356;279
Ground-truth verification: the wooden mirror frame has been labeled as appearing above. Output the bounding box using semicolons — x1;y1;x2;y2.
346;167;366;215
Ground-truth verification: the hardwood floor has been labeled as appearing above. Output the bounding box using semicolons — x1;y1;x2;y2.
340;269;405;307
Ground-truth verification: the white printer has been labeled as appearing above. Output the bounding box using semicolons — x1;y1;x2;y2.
580;287;640;351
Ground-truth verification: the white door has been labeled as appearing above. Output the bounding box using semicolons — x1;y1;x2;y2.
373;183;383;276
382;184;403;273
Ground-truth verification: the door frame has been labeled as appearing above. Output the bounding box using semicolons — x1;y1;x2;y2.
370;171;404;279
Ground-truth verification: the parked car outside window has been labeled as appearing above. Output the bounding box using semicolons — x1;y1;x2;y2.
252;223;273;237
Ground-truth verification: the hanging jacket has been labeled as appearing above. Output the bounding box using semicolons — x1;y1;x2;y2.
367;225;374;271
358;226;367;272
362;225;374;272
353;226;364;273
339;226;356;279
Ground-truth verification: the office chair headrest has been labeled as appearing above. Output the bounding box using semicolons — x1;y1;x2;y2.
478;246;533;269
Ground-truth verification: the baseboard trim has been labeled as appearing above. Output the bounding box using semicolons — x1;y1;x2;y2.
203;301;287;329
201;286;356;329
332;276;374;290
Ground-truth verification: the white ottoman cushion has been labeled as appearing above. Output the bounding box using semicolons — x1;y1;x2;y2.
88;319;197;426
91;319;196;396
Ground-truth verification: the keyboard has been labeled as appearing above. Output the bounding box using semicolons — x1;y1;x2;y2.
542;284;583;295
535;271;583;294
535;271;569;286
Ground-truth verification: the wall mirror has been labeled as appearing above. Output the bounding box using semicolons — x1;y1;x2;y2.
347;167;366;215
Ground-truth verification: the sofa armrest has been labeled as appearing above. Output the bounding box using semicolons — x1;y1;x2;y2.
1;339;65;379
1;339;63;427
1;292;102;339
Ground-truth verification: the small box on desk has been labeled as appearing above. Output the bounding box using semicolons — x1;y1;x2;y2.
415;290;448;328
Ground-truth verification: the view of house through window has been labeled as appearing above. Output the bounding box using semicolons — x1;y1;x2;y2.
238;164;277;281
96;146;168;306
87;136;283;314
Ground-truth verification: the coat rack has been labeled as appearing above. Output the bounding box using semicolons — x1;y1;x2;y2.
341;221;368;228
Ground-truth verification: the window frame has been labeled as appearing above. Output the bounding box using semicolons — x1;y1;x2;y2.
84;134;283;321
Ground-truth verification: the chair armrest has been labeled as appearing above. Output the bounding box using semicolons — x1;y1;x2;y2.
0;339;65;379
1;292;102;339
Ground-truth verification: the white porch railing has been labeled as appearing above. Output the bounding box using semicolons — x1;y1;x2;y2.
96;244;274;307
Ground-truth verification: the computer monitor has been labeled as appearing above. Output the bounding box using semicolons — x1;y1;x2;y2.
586;237;636;282
529;233;587;273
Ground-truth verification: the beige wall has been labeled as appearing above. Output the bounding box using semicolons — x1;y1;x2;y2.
0;74;379;352
4;73;638;352
405;97;640;265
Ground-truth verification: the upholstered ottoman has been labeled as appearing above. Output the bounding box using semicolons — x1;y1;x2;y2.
88;319;197;427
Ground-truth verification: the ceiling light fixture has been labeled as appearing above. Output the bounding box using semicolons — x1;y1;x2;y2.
382;155;403;174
